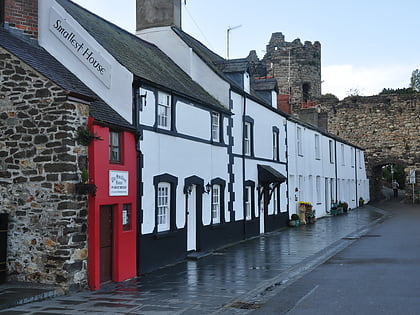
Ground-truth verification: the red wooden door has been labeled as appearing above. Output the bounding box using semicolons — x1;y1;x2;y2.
100;205;113;283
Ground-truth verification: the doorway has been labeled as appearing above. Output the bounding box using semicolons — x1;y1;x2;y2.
187;185;197;252
100;205;113;284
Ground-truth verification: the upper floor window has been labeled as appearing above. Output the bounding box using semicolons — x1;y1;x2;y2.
329;140;335;163
297;127;303;156
211;112;220;142
211;184;221;224
157;91;171;130
351;148;355;167
157;182;170;232
244;122;251;156
315;134;320;160
273;127;279;161
341;144;345;165
109;130;121;163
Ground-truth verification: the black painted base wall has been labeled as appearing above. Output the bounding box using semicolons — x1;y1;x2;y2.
138;213;289;275
138;229;186;274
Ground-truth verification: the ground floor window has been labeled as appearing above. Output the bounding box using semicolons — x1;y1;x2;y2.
211;184;221;224
154;173;178;233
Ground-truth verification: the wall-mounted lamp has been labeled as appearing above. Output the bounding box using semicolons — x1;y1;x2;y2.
137;89;147;110
204;182;212;194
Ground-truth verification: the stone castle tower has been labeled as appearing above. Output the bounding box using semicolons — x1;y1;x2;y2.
262;32;321;111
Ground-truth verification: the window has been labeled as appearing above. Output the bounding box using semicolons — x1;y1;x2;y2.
351;148;355;167
273;128;279;161
122;204;131;231
316;176;321;203
297;127;303;156
244;122;251;156
244;186;252;220
329;140;334;163
157;183;170;232
157;91;171;129
109;130;121;163
211;184;221;224
341;144;345;165
211;112;220;142
315;134;320;159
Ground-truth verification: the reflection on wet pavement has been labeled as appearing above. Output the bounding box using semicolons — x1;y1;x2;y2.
2;206;384;314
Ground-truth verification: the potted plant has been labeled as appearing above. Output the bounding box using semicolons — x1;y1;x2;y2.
289;213;300;227
330;201;338;216
342;201;349;214
75;168;97;196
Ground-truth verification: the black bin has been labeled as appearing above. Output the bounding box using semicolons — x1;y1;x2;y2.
0;213;8;284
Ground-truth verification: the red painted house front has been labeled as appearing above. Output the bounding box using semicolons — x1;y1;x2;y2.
87;118;138;290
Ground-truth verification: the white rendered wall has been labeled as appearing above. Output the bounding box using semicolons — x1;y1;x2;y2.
140;97;229;234
38;0;133;123
137;27;230;108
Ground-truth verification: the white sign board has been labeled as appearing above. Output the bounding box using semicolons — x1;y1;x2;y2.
49;7;111;87
109;170;129;196
409;169;416;184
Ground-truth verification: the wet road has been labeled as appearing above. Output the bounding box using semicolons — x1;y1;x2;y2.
2;205;385;314
252;199;420;315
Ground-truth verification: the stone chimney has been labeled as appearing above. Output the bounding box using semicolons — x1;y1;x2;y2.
136;0;181;32
1;0;38;40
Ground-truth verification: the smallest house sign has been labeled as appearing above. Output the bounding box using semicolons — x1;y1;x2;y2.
109;170;129;196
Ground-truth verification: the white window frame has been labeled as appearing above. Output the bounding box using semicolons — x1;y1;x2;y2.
211;184;221;224
341;144;345;166
157;91;171;130
244;122;251;156
157;182;170;232
329;140;335;164
244;186;252;220
211;112;220;142
315;134;320;160
297;127;303;156
316;176;321;203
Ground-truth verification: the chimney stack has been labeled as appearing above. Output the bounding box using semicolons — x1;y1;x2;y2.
136;0;181;32
2;0;38;40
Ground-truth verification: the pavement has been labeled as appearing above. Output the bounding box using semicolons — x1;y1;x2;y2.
0;197;408;314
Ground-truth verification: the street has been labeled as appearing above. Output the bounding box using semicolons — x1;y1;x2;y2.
252;197;420;315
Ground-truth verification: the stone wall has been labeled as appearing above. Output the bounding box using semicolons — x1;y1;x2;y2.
325;94;420;202
0;47;89;291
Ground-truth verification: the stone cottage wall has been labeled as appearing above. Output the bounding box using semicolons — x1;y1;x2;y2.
0;46;89;291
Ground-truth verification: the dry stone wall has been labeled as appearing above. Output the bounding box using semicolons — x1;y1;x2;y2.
0;46;89;291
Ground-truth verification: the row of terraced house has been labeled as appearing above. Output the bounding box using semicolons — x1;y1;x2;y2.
0;0;370;291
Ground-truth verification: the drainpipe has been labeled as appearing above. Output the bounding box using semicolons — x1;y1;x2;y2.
354;148;358;207
334;140;338;202
242;91;247;237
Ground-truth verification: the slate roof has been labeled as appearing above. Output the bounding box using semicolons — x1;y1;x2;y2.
0;28;133;130
253;78;278;93
56;0;227;113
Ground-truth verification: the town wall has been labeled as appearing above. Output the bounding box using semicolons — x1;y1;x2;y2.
324;94;420;202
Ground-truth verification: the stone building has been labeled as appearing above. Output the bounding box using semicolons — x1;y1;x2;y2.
0;0;136;291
